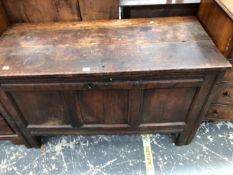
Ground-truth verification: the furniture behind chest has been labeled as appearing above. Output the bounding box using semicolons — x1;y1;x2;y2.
0;0;231;148
198;0;233;121
119;0;201;19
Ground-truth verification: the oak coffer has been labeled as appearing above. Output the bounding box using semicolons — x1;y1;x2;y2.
0;17;231;148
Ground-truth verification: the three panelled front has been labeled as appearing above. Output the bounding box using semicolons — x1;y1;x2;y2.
0;77;204;135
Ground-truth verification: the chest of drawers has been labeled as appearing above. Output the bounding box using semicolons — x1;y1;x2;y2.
198;0;233;120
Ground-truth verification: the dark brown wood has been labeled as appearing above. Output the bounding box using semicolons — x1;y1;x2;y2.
207;104;233;120
128;89;143;127
0;15;25;146
0;100;34;146
10;91;74;128
2;0;82;23
0;89;41;147
0;17;230;78
222;60;233;82
198;0;233;58
2;0;119;23
0;104;23;145
142;88;196;123
230;49;233;59
0;79;204;91
77;90;129;124
0;115;13;134
0;76;217;144
0;0;9;35
207;67;233;121
79;0;119;20
64;91;83;127
0;16;230;147
198;0;233;121
212;84;233;104
29;123;185;136
176;72;224;145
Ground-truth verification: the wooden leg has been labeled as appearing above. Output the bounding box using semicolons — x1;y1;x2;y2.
175;133;192;146
0;91;41;148
24;136;41;148
175;125;198;146
175;74;224;146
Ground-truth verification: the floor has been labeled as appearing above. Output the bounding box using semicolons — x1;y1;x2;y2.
0;121;233;175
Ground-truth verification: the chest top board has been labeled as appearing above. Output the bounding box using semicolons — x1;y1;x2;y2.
0;17;230;79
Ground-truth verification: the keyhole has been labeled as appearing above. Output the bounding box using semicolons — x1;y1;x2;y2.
87;83;95;89
222;91;230;98
213;110;218;117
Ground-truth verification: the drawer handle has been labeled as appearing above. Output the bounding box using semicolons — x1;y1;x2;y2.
213;110;219;117
87;83;95;89
222;91;231;98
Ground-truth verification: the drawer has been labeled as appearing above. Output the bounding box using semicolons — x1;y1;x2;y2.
213;84;233;104
222;68;233;83
222;59;233;83
0;115;14;135
207;104;233;120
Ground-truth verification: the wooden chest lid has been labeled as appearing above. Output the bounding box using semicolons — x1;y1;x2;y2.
0;17;231;78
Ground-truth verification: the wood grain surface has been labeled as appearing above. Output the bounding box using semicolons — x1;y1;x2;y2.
2;0;119;22
79;0;119;20
0;1;9;35
198;0;233;58
0;17;230;78
3;0;82;22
